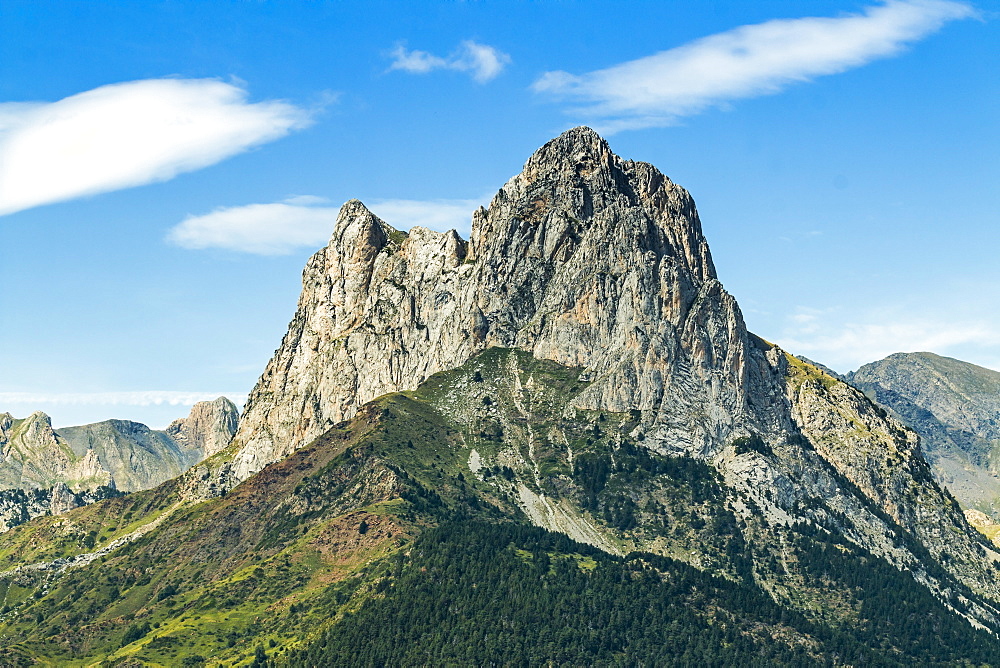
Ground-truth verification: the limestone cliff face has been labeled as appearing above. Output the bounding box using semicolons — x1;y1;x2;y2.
230;127;786;481
0;412;112;490
165;396;240;459
211;128;1000;624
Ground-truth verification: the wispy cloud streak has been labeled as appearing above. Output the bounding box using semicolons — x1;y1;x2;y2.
389;40;510;82
0;79;312;216
534;0;975;131
167;198;339;255
167;196;485;254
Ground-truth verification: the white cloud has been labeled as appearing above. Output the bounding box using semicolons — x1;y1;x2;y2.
533;0;975;131
167;196;485;254
775;306;1000;373
167;198;339;255
388;47;449;75
282;194;331;206
0;391;247;409
0;78;312;216
389;40;510;83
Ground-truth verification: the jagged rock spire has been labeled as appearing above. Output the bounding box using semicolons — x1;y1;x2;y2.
226;127;779;482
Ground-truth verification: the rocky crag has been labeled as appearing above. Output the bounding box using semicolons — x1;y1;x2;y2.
222;126;784;483
164;396;240;459
0;397;237;530
180;128;1000;628
850;352;1000;519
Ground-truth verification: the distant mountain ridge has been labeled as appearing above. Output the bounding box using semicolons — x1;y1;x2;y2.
0;397;238;530
849;351;1000;518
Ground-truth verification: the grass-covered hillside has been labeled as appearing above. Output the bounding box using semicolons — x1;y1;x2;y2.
0;349;998;666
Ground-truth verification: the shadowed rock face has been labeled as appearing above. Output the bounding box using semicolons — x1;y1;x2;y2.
200;128;1000;627
229;127;788;480
849;352;1000;518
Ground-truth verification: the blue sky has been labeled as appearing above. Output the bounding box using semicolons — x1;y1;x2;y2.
1;0;997;428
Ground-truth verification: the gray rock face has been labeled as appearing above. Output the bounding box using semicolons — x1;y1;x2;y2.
230;127;786;480
0;398;238;530
849;352;1000;518
210;128;1000;625
57;419;197;492
165;396;240;458
0;483;120;532
0;412;111;490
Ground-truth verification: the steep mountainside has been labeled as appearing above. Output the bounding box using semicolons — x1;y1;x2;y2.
0;398;238;531
182;127;1000;620
1;129;999;664
850;352;1000;518
223;126;782;486
0;412;110;491
2;351;1000;666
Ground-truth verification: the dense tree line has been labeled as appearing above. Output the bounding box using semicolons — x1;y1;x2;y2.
285;520;1000;667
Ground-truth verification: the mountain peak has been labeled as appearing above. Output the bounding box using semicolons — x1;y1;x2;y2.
9;130;1000;661
526;126;612;171
216;130;1000;634
226;130;759;482
328;198;393;253
472;125;714;282
165;396;239;458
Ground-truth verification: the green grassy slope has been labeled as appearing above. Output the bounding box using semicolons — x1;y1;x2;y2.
0;349;998;666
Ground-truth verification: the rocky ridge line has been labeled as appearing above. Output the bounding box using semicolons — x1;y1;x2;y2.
219;126;782;486
0;397;238;531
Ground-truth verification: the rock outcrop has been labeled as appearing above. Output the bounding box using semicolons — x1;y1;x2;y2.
229;127;786;481
0;412;112;490
164;396;240;459
0;483;121;532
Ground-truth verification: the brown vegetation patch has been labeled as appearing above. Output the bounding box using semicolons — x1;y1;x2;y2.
307;511;408;581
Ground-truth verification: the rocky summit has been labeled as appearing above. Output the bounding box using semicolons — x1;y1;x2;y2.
2;129;1000;665
223;126;784;485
